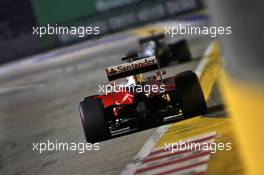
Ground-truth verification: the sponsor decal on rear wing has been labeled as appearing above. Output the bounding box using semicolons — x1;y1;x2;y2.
106;56;158;81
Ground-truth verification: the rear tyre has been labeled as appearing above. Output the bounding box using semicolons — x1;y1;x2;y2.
169;39;192;63
157;50;170;67
79;97;110;143
174;71;207;118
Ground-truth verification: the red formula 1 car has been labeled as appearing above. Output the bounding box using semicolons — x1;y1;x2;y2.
79;56;207;143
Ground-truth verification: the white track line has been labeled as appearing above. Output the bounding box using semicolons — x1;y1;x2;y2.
195;42;214;77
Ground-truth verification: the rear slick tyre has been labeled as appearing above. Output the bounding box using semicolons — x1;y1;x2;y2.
169;39;192;63
175;71;207;118
79;97;110;143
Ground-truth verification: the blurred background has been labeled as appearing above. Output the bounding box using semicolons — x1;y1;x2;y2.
0;0;203;65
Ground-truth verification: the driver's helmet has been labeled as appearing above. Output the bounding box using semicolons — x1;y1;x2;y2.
124;76;136;87
141;41;156;57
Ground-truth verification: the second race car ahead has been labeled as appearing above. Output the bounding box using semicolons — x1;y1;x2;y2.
126;33;192;67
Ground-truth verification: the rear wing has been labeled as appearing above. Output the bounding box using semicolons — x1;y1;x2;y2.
106;56;158;81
